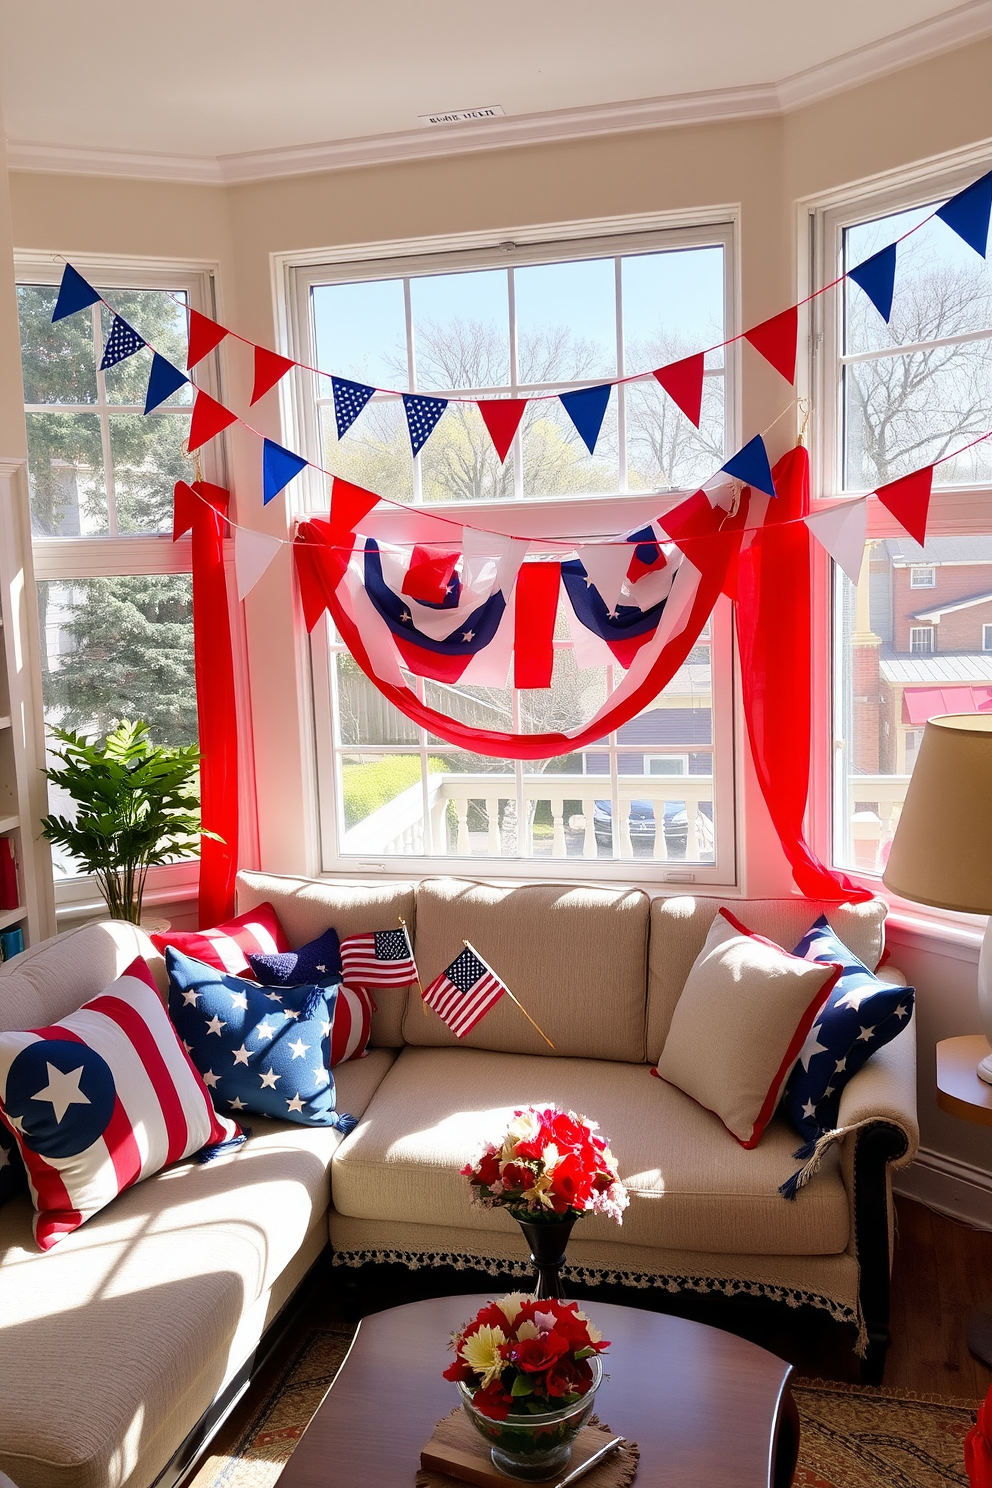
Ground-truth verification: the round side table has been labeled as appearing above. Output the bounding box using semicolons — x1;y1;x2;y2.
936;1035;992;1364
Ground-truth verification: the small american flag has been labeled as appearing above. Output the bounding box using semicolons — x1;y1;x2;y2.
423;944;507;1039
339;927;417;989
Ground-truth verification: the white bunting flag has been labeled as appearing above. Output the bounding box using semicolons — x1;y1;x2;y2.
804;498;868;587
235;527;283;600
578;540;638;613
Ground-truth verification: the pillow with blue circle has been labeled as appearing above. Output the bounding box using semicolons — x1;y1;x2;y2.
0;1124;25;1209
781;914;914;1146
166;947;357;1132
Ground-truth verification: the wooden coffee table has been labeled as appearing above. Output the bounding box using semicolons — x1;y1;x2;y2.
277;1294;798;1488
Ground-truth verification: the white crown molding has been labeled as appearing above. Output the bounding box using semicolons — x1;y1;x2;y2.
7;0;992;186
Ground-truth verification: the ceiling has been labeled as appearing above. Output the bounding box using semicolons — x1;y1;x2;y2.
1;0;989;179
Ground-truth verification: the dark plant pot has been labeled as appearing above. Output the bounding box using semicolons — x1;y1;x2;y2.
513;1214;577;1299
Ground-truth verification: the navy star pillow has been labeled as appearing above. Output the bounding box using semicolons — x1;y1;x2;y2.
166;948;357;1132
781;916;914;1145
0;1124;26;1208
248;927;341;988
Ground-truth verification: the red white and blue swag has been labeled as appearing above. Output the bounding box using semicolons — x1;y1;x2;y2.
0;959;242;1250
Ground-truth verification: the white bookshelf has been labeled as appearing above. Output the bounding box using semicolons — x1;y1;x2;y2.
0;457;56;957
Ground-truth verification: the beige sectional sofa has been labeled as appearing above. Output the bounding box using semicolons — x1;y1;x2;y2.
0;871;918;1488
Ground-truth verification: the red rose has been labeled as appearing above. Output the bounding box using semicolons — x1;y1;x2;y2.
472;1380;514;1421
546;1356;592;1398
443;1357;473;1382
511;1333;569;1374
549;1152;595;1212
499;1161;533;1192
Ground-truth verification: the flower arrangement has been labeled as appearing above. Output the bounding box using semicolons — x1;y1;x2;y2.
444;1293;609;1420
461;1106;628;1223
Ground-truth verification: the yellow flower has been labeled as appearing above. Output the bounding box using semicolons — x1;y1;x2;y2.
461;1325;507;1388
502;1110;539;1159
497;1293;528;1328
522;1170;556;1209
516;1319;540;1340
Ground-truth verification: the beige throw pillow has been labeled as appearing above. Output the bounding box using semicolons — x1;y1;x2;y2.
656;907;841;1147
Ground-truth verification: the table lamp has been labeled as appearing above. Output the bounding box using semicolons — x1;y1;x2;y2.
883;713;992;1081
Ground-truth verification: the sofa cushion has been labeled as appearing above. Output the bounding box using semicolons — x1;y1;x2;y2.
646;895;888;1064
331;1047;849;1257
404;878;649;1062
236;871;414;1048
0;920;165;1029
0;1046;395;1488
655;909;842;1148
150;902;289;980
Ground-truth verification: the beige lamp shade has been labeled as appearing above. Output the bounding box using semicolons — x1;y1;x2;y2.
883;713;992;915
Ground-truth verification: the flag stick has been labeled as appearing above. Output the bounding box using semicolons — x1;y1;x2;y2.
464;940;555;1050
399;917;428;1016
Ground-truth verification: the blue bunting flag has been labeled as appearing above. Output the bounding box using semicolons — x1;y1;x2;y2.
935;169;992;258
721;434;776;499
848;243;897;323
144;353;189;414
559;384;612;455
52;263;100;323
332;377;377;439
262;438;308;505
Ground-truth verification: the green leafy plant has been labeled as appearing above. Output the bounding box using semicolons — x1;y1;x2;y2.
41;720;209;924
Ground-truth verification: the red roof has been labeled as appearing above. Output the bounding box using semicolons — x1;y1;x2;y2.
902;685;992;725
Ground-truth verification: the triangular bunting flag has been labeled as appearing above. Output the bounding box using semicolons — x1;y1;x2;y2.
100;315;146;371
402;394;448;455
172;480;198;541
559;384;612;455
251;346;297;406
401;545;461;605
936;169;992;258
294;539;331;633
329;477;380;545
653;353;705;427
188;389;238;452
848;243;897;323
262;438;308;505
144;353;189;414
52;263;100;322
744;306;798;385
235;527;283;600
804;499;868;586
187;309;228;370
331;377;376;439
873;466;933;546
579;541;637;613
721;434;776;498
478;398;528;462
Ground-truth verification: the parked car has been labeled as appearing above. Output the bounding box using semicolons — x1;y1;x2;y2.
592;798;713;859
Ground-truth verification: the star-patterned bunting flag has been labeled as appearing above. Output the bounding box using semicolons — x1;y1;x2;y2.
332;376;377;439
848;243;897;324
52;263;100;322
559;384;612;455
144;353;189;414
100;315;146;371
262;438;309;505
402;393;449;455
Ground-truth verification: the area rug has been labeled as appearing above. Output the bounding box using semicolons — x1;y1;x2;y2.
194;1329;979;1488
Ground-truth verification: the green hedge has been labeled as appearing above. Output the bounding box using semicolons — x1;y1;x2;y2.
342;756;446;829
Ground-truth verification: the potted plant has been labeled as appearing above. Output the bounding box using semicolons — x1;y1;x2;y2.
41;720;208;924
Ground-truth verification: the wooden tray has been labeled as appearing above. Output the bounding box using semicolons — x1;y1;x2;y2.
420;1408;630;1488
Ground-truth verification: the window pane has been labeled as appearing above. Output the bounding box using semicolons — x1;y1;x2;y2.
419;401;515;502
110;411;193;534
338;751;427;854
320;397;414;503
26;411;107;535
521;396;619;496
515;258;617;381
621;246;725;361
99;291;191;406
411;269;510;389
832;535;992;874
335;654;419;745
17;285;98;405
626;365;725;490
313;278;407;389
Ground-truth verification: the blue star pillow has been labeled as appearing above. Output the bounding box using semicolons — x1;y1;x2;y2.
247;927;341;988
0;1125;25;1208
781;916;914;1144
166;948;357;1132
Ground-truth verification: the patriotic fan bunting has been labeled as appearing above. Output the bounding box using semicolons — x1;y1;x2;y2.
478;397;528;461
251;346;296;405
744;306;798;385
559;384;612;455
401;545;461;605
144;353;188;414
332;377;376;438
52;263;99;322
935;169;992;257
626;524;669;584
722;434;777;498
849;244;897;323
653;353;705;428
100;315;146;370
187;309;228;370
263;439;308;505
403;394;448;454
561;552;678;669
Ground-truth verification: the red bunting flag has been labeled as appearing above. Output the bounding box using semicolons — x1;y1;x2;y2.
402;545;461;605
188;389;238;453
329;477;380;545
744;306;798;385
873;466;934;546
187;309;228;370
653;353;705;428
251;346;297;406
513;561;560;689
173;478;230;541
478;398;528;462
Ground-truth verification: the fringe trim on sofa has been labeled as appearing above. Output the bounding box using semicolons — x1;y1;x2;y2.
329;1246;868;1354
779;1118;881;1201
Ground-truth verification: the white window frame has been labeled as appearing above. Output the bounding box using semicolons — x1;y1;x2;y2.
16;252;244;919
276;212;740;886
909;625;935;654
910;566;936;588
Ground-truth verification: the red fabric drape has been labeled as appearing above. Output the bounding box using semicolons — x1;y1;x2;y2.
174;480;239;925
966;1389;992;1487
735;446;870;903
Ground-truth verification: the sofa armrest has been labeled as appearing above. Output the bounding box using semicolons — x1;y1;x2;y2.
835;999;918;1169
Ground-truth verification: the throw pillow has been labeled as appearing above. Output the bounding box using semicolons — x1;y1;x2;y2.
0;1125;25;1208
150;902;289;980
248;926;342;987
782;914;915;1144
656;908;842;1148
166;949;358;1130
326;984;375;1066
0;957;243;1250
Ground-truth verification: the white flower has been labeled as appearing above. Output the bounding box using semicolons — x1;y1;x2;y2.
502;1109;539;1158
461;1325;507;1388
575;1310;603;1345
516;1319;539;1340
497;1293;528;1328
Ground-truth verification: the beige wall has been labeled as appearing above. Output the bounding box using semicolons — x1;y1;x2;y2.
4;39;992;1187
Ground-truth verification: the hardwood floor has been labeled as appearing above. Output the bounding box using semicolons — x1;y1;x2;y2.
188;1196;992;1482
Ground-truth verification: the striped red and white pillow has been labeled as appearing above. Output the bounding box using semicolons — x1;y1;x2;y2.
150;902;289;981
0;957;242;1250
330;985;375;1066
